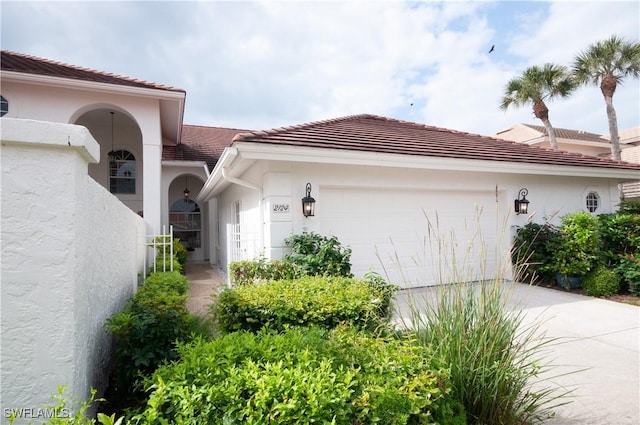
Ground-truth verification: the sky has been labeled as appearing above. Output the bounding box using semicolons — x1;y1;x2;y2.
2;0;639;137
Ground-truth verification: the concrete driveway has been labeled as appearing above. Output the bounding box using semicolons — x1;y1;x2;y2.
392;283;640;424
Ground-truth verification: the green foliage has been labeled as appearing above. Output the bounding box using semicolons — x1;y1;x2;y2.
582;266;620;297
598;213;640;265
213;276;397;334
410;281;569;425
151;237;187;274
618;199;640;214
512;222;560;283
131;326;465;425
229;257;302;286
284;232;353;277
553;212;600;277
617;254;640;296
7;386;123;425
105;271;204;408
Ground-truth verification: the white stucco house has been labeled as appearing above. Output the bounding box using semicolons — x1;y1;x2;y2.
2;50;640;414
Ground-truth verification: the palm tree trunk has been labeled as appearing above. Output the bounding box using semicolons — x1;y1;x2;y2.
541;118;558;150
604;94;621;160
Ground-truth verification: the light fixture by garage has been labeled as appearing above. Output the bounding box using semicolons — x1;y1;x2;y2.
302;182;316;217
514;188;530;215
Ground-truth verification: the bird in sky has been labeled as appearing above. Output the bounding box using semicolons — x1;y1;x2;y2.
488;44;495;53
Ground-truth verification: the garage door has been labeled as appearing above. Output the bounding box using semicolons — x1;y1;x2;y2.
320;186;507;288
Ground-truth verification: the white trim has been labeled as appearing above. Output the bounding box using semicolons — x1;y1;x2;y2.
2;71;185;100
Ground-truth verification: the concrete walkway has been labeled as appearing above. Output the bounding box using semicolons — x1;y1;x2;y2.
394;283;640;424
184;262;227;317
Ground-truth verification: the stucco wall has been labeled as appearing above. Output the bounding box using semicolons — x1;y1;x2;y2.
1;119;148;422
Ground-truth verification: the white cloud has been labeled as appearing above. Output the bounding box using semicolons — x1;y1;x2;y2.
1;0;638;136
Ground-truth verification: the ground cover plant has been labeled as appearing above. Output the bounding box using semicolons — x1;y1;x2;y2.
213;275;396;334
129;326;466;425
284;231;353;277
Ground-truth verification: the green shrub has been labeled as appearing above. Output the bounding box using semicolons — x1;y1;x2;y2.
616;254;640;296
151;237;187;274
597;213;640;266
511;221;560;283
213;276;396;334
618;199;640;214
582;266;620;297
410;280;570;424
553;212;600;277
105;271;204;408
284;232;353;277
229;257;302;285
132;326;465;425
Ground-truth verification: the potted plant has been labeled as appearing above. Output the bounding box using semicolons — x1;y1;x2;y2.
552;212;600;289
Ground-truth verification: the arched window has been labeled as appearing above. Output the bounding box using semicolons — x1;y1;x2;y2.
170;199;201;249
109;150;136;194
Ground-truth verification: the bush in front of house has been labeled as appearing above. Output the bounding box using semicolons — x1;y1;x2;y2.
131;326;466;425
511;221;560;283
582;266;621;297
150;237;187;274
615;254;640;296
213;276;396;334
105;271;205;407
229;257;303;285
284;232;353;277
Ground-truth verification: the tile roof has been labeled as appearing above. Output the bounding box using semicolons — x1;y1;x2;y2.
165;125;250;170
1;50;185;93
522;124;607;143
233;114;640;171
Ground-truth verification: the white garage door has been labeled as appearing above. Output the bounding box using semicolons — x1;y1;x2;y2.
320;187;507;288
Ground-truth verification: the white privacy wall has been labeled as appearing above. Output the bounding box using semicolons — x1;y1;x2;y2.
1;119;148;421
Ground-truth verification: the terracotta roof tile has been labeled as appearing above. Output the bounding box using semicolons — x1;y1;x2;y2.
234;114;640;171
164;125;250;170
1;50;185;93
522;124;607;143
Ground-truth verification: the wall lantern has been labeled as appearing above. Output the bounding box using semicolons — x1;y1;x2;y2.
301;183;316;217
183;176;190;201
514;188;530;215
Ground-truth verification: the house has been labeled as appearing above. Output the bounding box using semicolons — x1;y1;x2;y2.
195;115;640;287
3;50;640;285
2;50;640;414
495;123;640;199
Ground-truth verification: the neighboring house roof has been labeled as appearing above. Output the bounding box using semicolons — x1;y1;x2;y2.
232;114;640;171
164;125;250;170
0;50;185;93
519;124;607;143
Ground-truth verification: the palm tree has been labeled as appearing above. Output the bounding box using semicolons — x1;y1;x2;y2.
573;35;640;160
500;64;576;150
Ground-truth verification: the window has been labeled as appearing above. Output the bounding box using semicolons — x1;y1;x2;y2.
170;199;201;249
109;150;136;194
585;191;600;213
0;95;8;117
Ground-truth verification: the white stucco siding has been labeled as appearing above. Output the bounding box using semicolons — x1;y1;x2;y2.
1;119;147;421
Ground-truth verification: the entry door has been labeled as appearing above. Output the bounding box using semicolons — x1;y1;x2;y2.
170;199;204;261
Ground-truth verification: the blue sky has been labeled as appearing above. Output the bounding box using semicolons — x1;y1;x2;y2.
2;1;638;137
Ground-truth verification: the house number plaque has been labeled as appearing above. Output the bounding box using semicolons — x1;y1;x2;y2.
272;204;290;213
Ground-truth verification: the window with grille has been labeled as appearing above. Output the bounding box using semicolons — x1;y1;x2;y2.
585;191;599;213
109;150;136;194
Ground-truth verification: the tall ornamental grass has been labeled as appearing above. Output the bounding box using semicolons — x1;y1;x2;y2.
393;210;573;424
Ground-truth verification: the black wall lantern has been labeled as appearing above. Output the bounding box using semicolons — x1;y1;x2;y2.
183;175;190;201
107;111;116;164
302;183;316;217
514;188;530;215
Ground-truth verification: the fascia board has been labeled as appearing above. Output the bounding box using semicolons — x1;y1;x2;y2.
194;147;239;203
2;71;186;100
162;160;208;168
234;142;640;181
